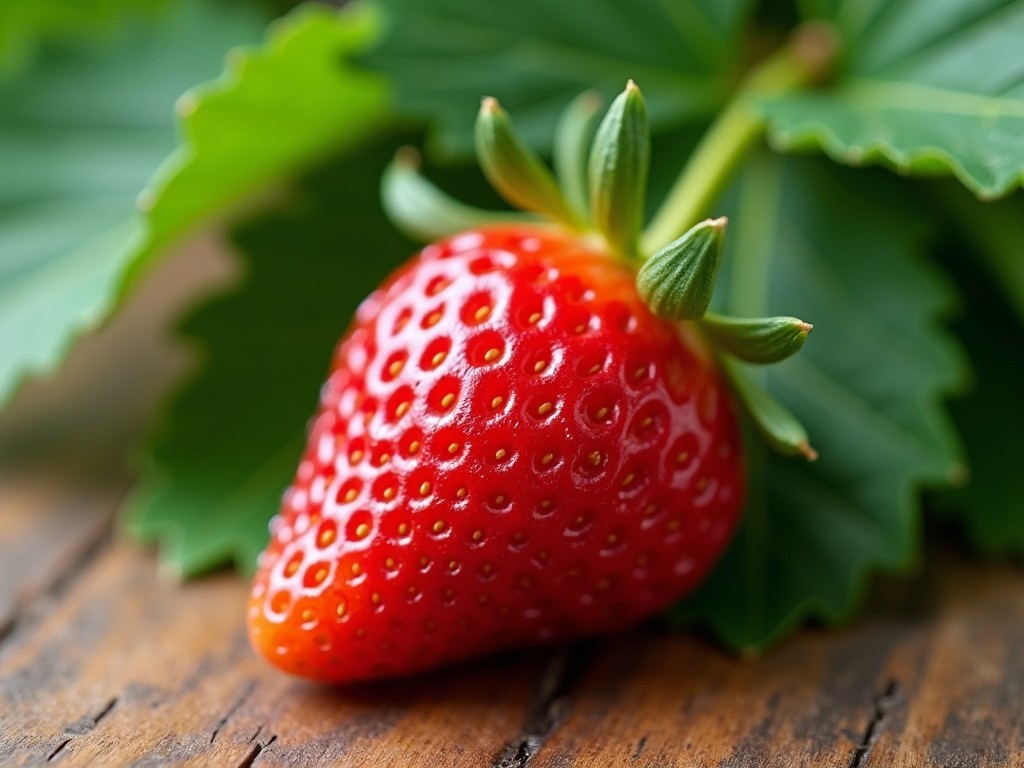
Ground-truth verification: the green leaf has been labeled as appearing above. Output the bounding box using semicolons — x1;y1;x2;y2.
123;1;396;574
0;0;268;406
365;0;753;156
925;190;1024;551
0;0;164;75
934;198;1024;554
674;155;966;650
126;135;411;578
763;0;1024;198
126;1;391;288
929;184;1024;319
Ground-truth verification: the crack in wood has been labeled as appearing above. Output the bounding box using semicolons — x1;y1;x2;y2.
631;734;648;761
90;698;118;726
850;680;902;767
45;739;71;762
491;645;595;768
236;734;277;768
210;680;258;744
44;697;118;762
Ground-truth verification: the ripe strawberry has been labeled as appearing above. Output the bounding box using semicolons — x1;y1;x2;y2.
248;83;813;682
247;225;744;681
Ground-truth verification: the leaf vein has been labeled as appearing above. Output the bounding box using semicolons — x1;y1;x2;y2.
841;78;1024;118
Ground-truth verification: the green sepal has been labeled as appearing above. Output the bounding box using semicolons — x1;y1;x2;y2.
381;148;534;242
474;97;581;228
721;356;818;461
701;312;812;364
636;216;726;321
588;80;649;260
554;90;603;222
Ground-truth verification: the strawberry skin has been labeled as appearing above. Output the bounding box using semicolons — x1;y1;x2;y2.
247;225;744;682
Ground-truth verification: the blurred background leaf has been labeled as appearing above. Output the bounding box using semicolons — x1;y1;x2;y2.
365;0;754;157
932;186;1024;319
123;4;397;576
0;0;268;406
126;137;412;576
0;0;165;74
932;188;1024;554
126;2;389;288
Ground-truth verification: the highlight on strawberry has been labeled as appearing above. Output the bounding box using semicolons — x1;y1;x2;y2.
245;75;820;683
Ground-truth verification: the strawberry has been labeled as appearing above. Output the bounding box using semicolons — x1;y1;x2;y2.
248;224;744;681
248;83;814;682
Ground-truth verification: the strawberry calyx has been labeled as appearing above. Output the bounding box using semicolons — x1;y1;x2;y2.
380;24;842;462
553;90;603;224
381;147;535;242
587;79;649;262
636;216;727;322
475;97;587;231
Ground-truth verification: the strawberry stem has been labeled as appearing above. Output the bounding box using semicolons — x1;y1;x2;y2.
641;22;839;255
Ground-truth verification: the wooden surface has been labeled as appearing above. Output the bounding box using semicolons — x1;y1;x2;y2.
1;476;1022;767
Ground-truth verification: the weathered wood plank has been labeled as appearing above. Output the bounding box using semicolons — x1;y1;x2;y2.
0;477;115;639
3;475;1024;768
0;542;554;767
865;561;1024;768
526;628;907;768
528;557;1024;768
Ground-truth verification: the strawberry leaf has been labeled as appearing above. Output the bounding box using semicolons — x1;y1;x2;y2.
762;0;1024;198
125;141;408;577
128;141;411;577
931;186;1024;320
673;155;966;650
0;0;267;407
365;0;753;156
125;5;396;576
934;193;1024;554
0;0;164;74
925;187;1024;553
942;287;1024;555
125;2;390;289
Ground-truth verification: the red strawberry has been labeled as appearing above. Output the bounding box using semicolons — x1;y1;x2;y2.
248;83;814;682
247;224;744;681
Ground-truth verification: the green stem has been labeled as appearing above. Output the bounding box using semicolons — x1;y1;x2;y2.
641;22;839;255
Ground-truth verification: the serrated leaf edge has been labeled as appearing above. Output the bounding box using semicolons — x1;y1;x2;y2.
762;88;1024;200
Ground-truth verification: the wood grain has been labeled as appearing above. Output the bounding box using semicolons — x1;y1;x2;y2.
2;479;1024;767
866;561;1024;768
0;536;555;767
0;477;115;639
529;556;1024;768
